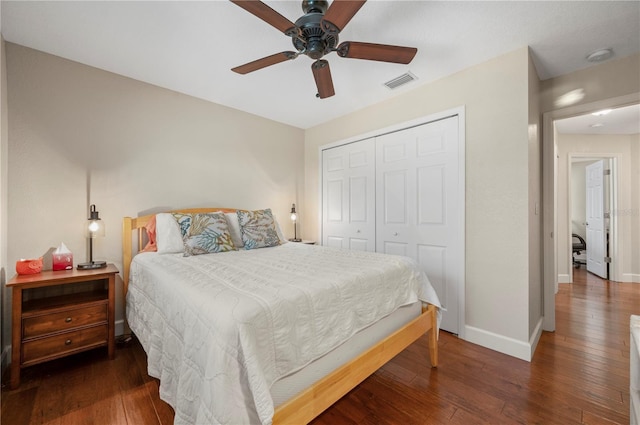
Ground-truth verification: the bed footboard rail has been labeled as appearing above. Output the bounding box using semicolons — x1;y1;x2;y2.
273;303;438;424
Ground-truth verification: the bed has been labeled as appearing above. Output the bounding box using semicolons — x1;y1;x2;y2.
122;208;440;425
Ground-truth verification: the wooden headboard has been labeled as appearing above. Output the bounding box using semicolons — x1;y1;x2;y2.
122;208;238;297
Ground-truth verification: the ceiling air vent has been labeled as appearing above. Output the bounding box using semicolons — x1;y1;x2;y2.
384;72;417;90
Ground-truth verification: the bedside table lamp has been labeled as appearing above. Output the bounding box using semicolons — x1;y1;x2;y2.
77;204;107;270
289;203;301;242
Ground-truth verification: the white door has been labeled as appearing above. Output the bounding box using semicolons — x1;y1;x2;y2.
322;139;376;251
376;116;461;334
585;160;607;278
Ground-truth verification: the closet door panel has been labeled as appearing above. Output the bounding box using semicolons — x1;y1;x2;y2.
322;139;376;251
417;245;447;309
382;241;408;257
417;165;445;224
376;130;417;260
376;116;460;334
322;114;462;334
326;179;344;222
349;176;368;222
382;170;408;225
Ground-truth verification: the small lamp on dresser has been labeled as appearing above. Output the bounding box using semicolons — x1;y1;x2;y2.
77;204;107;269
289;203;301;242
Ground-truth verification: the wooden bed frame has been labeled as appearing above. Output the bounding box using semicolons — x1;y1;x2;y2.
122;208;438;425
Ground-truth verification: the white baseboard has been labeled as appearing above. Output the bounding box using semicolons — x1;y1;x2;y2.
558;273;571;284
529;317;544;359
464;325;534;362
622;273;640;284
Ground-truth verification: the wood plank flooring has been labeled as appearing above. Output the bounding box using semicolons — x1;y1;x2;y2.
2;268;638;424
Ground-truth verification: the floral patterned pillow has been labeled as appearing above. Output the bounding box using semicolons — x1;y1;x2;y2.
237;208;281;250
171;212;192;238
183;213;237;256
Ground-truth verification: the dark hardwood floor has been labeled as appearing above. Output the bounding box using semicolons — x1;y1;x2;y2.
2;267;638;424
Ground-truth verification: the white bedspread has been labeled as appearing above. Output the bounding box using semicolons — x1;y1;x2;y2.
126;242;440;425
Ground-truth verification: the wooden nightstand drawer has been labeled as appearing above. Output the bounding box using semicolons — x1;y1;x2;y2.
23;303;107;339
22;325;108;365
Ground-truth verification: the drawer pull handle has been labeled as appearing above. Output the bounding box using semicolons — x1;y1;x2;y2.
65;317;72;323
65;339;72;345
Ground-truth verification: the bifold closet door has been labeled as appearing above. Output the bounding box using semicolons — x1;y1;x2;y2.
322;139;376;251
376;116;461;333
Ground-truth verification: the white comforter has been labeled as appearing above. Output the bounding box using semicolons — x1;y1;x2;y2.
126;242;439;425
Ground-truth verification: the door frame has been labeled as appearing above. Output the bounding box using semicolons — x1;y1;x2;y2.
542;92;639;332
318;106;466;338
567;155;617;283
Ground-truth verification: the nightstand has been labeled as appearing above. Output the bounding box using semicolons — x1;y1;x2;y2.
7;264;118;389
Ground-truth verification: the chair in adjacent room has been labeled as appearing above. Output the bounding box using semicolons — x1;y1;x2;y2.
572;233;587;268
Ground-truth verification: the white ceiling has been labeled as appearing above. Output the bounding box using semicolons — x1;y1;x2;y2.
556;103;640;135
2;1;639;129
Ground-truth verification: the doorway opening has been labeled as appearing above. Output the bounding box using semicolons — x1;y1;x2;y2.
567;156;616;283
542;93;640;332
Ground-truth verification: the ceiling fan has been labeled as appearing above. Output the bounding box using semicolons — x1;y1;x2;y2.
230;0;418;99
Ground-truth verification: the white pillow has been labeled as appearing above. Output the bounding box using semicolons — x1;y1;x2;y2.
156;213;185;254
272;214;288;244
224;212;244;248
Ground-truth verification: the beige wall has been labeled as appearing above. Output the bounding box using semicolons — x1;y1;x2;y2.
629;134;640;274
4;43;305;341
556;134;639;283
305;47;534;356
633;135;640;277
571;161;589;240
1;36;8;368
527;50;543;340
540;54;640;114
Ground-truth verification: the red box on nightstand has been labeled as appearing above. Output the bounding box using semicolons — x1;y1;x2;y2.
52;252;73;270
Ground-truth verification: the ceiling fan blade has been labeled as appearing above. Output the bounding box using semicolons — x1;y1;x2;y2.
232;51;297;74
230;0;297;36
337;41;417;64
321;0;366;34
312;60;335;99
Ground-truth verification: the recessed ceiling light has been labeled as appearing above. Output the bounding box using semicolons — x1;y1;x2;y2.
586;48;613;62
592;109;612;116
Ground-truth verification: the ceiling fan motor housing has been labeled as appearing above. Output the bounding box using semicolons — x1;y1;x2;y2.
293;7;338;60
302;0;328;14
